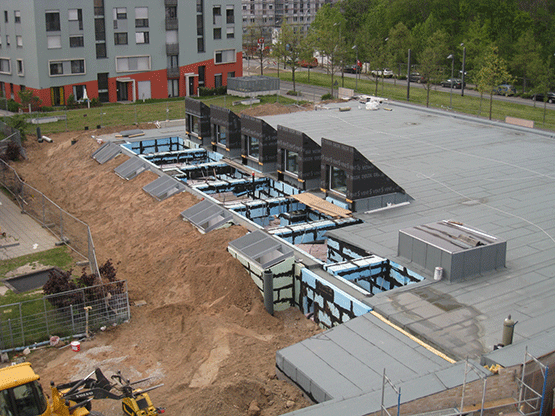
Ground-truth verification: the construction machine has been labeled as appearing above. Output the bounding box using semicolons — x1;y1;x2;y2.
0;362;164;416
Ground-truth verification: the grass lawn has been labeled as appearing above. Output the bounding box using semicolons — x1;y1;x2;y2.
272;70;555;132
14;94;303;137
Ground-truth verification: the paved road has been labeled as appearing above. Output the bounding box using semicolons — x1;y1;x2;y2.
244;61;555;109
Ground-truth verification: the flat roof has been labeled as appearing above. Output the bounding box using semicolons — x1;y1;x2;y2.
263;102;555;361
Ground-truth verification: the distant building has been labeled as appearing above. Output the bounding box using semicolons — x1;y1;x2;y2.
241;0;338;41
0;0;242;107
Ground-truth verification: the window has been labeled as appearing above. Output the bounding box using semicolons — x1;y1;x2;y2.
49;62;63;75
14;10;21;24
166;6;177;19
45;11;61;31
198;65;205;86
16;35;22;47
0;58;10;74
17;59;23;75
226;27;234;39
214;74;222;88
186;114;200;134
214;49;235;64
226;7;234;24
167;55;178;68
168;79;179;97
47;35;61;49
68;9;83;30
6;36;10;47
4;11;8;23
214;124;227;146
285;150;299;175
116;56;150;72
213;6;221;24
96;43;107;58
114;32;128;45
135;32;149;44
95;18;106;40
227;71;235;79
246;135;259;160
73;85;86;101
114;8;127;20
98;72;109;102
135;7;148;27
329;166;347;194
70;35;84;47
213;28;221;40
71;59;85;74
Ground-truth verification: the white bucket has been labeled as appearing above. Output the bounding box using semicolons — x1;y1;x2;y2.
434;267;443;281
70;341;81;352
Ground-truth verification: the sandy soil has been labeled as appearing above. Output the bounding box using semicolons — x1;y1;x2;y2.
10;107;322;416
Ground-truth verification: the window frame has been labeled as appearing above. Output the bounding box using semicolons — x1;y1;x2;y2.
16;59;24;76
69;35;84;48
45;11;61;32
0;58;11;75
114;32;128;45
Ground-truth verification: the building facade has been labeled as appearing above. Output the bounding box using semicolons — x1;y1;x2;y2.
0;0;242;107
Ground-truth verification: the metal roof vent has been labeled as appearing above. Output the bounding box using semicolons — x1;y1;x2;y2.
398;220;506;282
181;199;233;234
228;230;294;269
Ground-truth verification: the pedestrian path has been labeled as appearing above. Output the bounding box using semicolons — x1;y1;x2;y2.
0;190;59;262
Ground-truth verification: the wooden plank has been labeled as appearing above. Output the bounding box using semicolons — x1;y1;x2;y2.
505;116;534;129
461;397;517;412
291;193;352;219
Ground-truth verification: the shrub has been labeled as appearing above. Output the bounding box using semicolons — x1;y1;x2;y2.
90;97;101;108
321;93;334;100
287;90;301;96
7;99;20;113
3;141;21;161
43;269;80;308
66;94;78;109
199;86;227;96
40;106;55;112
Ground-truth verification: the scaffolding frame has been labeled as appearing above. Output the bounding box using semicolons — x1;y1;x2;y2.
517;347;548;416
380;369;401;416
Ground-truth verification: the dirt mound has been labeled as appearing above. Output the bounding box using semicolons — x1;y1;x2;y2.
12;129;321;416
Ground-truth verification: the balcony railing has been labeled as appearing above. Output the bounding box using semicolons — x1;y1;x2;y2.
165;18;178;30
167;67;180;79
166;43;179;55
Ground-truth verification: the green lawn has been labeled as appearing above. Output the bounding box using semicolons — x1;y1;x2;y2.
273;70;555;131
16;94;303;136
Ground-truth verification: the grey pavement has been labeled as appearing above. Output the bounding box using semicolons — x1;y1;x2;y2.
0;190;59;262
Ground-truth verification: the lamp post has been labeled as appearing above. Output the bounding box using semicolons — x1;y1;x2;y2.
352;45;358;91
447;54;454;108
461;44;466;96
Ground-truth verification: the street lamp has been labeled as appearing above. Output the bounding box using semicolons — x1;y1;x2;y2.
447;54;454;108
460;43;466;96
352;45;358;91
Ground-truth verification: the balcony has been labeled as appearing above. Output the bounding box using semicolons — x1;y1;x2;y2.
167;67;180;79
165;18;178;30
164;0;178;6
166;43;179;55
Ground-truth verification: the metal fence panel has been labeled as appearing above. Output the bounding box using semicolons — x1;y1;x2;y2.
0;281;129;351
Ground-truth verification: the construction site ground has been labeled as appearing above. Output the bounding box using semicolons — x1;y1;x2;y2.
4;103;322;416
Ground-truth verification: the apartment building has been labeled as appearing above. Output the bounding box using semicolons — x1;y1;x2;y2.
0;0;242;107
241;0;337;39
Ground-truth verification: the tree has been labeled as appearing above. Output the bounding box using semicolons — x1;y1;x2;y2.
417;30;449;107
310;4;346;96
386;22;412;84
528;56;554;123
18;90;42;112
511;29;541;93
243;23;268;76
274;22;312;92
474;45;513;120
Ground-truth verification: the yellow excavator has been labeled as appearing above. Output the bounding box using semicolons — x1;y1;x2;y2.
0;362;164;416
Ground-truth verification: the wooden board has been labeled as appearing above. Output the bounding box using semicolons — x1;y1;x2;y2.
291;193;352;219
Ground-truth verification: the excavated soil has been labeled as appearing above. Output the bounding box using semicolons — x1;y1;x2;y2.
10;112;322;416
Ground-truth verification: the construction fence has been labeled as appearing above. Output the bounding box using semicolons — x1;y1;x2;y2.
0;158;100;277
0;281;130;352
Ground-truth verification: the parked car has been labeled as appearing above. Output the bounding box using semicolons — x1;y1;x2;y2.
371;68;394;78
531;92;555;103
494;84;516;96
409;72;425;83
300;58;318;68
344;64;361;74
440;78;465;89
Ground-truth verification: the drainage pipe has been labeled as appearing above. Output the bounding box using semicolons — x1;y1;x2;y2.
263;270;274;316
1;333;87;355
